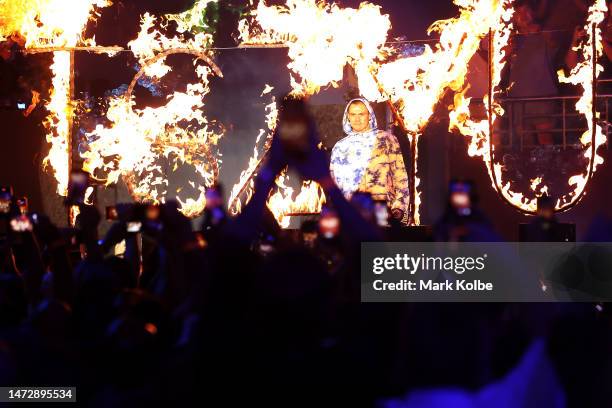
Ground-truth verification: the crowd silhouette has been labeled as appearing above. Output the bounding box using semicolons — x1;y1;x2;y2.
0;97;611;408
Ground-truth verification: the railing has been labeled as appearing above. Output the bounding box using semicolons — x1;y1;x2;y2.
471;92;612;151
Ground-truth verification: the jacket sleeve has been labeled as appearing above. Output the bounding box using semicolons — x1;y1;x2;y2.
329;144;339;185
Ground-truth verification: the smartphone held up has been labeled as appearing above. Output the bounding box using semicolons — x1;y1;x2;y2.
65;170;90;206
277;96;312;161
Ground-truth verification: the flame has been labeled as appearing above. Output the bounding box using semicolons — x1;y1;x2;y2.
228;87;278;216
23;90;40;117
557;0;608;209
267;178;326;228
11;0;604;223
239;0;391;96
361;0;517;223
240;0;519;226
0;0;110;47
69;205;79;227
450;0;607;214
1;0;222;215
43;51;72;196
529;177;548;196
128;11;215;80
359;0;514;129
81;9;224;218
239;0;390;226
1;0;112;195
227;85;327;227
448;0;530;209
164;0;217;35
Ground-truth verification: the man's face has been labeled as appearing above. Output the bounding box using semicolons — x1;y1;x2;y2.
347;102;371;133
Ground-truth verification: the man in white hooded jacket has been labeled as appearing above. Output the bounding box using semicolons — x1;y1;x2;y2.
330;98;409;223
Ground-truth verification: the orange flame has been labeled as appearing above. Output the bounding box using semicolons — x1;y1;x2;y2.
228;86;277;216
43;51;73;196
239;0;390;226
80;9;224;218
362;0;517;223
450;0;607;213
23;90;40;117
557;0;608;209
1;0;112;195
239;0;391;96
240;0;517;226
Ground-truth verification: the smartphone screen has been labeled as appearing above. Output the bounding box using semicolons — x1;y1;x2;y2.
319;215;340;239
374;201;390;227
67;171;89;205
127;221;142;233
449;181;472;216
451;192;470;209
71;171;88;188
279;121;308;143
10;215;33;232
278;97;310;158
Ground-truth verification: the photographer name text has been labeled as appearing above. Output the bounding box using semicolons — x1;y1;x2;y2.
373;279;493;292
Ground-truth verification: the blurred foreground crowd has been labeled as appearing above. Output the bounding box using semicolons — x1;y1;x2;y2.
1;96;612;407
